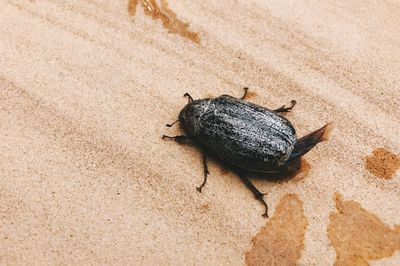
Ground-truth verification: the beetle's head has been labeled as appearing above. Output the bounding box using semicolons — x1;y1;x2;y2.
179;99;211;135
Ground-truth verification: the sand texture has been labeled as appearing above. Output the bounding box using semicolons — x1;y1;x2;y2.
1;0;399;265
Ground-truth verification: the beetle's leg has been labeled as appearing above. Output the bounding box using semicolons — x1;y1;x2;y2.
274;100;297;113
238;174;269;217
241;87;249;100
196;152;209;193
166;119;179;127
162;135;187;143
183;93;194;103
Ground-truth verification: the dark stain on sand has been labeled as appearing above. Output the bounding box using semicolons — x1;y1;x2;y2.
365;148;400;180
246;194;308;266
328;192;400;266
128;0;200;44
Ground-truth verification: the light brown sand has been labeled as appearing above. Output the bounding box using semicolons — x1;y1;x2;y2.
0;0;399;265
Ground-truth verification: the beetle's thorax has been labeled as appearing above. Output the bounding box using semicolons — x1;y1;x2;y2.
179;99;212;135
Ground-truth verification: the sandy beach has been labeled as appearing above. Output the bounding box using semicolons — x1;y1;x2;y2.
1;0;399;265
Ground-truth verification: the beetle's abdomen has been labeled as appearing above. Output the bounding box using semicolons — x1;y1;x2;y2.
194;96;296;172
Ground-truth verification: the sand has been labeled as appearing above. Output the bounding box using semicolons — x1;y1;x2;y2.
0;0;399;265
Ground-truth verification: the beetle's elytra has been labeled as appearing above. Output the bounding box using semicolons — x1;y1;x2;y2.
163;88;331;217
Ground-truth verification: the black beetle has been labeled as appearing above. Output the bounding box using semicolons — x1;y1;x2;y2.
163;88;331;217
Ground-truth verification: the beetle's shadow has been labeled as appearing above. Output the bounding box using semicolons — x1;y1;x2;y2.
167;139;310;184
213;157;310;184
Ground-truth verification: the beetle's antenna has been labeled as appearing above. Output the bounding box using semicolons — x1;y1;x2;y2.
183;93;194;103
166;119;179;127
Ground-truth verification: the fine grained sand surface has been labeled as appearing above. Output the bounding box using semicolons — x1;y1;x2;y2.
0;0;399;265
